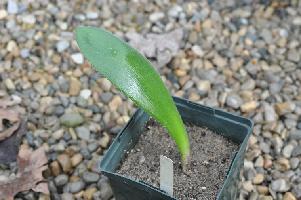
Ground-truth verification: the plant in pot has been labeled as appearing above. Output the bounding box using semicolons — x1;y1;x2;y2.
75;27;253;200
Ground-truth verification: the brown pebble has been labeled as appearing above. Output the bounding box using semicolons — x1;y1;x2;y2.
257;185;269;195
57;154;72;173
275;102;294;115
174;69;187;77
240;101;258;113
283;192;297;200
83;187;97;200
263;158;273;169
252;174;264;184
276;157;290;171
71;153;83;167
38;194;51;200
50;161;61;176
99;132;110;148
74;190;84;199
69;77;81;96
70;176;80;182
259;196;273;200
108;96;122;111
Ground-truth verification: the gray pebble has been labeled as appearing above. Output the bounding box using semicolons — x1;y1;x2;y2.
241;79;256;90
75;126;90;140
283;144;294;158
263;103;277;122
54;174;69;187
82;171;100;183
226;94;243;109
68;181;85;193
24;192;35;200
88;142;99;152
97;177;113;200
289;130;301;140
297;122;301;129
55;106;65;116
269;81;284;94
61;193;74;200
60;113;84;127
260;29;273;44
58;76;70;93
260;142;270;154
288;49;300;63
93;191;102;200
76;97;88;108
292;145;301;157
48;180;57;193
51;193;61;200
100;92;113;104
80;148;92;160
290;158;300;169
63;132;72;141
271;179;290;192
292;184;301;198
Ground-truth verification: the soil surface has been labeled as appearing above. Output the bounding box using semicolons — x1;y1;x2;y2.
117;120;239;199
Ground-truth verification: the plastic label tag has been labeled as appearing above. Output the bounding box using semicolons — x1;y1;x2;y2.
160;155;173;196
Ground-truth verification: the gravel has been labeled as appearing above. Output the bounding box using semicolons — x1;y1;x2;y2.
0;0;301;199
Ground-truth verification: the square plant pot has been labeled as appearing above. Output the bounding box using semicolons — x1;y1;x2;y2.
100;96;253;200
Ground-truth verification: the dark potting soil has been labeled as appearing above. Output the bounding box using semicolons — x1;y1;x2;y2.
117;120;239;200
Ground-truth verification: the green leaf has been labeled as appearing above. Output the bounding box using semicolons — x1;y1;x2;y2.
75;27;190;166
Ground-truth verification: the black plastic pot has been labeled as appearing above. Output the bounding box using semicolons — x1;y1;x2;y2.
100;96;253;200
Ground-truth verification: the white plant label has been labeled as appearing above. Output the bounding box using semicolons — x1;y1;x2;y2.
160;155;173;196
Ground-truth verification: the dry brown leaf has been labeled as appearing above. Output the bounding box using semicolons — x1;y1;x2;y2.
0;145;49;200
0;99;15;108
0;119;26;164
0;108;20;141
126;29;183;68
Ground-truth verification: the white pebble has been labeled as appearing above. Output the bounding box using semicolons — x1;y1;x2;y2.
22;15;36;24
71;53;84;64
293;17;301;26
149;12;164;22
279;29;288;38
86;12;99;19
56;40;69;52
0;10;8;19
80;89;92;100
7;0;18;14
11;95;22;104
192;45;204;57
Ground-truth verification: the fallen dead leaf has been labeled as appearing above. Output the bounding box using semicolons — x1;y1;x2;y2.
0;145;49;200
0;99;15;108
0;120;26;164
126;29;183;68
0;108;20;141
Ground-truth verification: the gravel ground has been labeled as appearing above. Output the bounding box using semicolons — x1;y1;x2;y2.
0;0;301;200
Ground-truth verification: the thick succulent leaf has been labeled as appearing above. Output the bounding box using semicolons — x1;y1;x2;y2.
75;27;190;163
